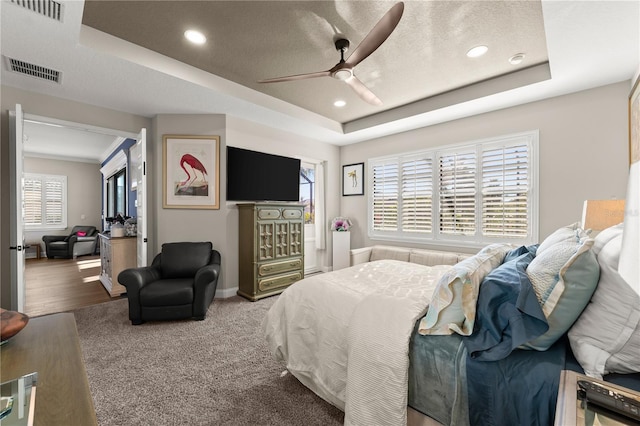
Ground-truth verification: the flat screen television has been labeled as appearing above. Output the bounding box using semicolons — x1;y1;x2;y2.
226;147;301;202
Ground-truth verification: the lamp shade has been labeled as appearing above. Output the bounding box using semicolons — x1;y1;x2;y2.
619;161;640;296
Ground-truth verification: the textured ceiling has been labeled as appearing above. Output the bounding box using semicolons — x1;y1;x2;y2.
81;0;550;124
2;1;639;161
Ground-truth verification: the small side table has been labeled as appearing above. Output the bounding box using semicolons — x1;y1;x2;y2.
555;370;640;425
26;242;41;259
332;231;351;271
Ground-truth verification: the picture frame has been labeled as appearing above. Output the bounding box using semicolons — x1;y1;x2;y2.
629;74;640;165
342;162;365;196
163;135;220;209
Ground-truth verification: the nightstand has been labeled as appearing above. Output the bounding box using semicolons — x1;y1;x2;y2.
555;370;640;425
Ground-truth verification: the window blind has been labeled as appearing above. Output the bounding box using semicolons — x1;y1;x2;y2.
368;131;538;246
481;144;529;238
23;173;67;228
401;156;433;233
371;160;399;231
439;151;476;236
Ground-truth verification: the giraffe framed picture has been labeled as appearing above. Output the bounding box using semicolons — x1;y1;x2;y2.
342;162;365;196
162;135;220;209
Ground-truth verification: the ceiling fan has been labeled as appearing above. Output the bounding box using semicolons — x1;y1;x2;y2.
258;2;405;106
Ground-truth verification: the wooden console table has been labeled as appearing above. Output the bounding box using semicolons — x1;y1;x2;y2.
0;313;98;425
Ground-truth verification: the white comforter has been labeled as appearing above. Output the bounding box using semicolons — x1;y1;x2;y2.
263;260;453;426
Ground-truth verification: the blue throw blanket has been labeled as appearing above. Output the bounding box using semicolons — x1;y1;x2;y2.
464;247;548;361
464;245;564;426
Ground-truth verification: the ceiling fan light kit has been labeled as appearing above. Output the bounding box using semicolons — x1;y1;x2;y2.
258;2;405;106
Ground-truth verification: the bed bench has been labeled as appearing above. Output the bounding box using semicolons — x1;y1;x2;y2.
350;244;471;268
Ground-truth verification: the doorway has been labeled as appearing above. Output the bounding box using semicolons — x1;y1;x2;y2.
16;112;140;315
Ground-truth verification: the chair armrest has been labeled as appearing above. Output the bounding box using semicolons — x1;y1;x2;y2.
193;263;221;318
118;266;161;293
42;235;66;244
76;236;97;243
350;247;373;266
194;264;220;292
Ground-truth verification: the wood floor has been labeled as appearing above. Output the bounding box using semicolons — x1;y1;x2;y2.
24;255;121;317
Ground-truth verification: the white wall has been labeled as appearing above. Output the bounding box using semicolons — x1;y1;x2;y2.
339;81;632;251
23;157;102;254
2;80;633;305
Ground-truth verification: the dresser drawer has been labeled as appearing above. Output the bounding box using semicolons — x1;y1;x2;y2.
258;272;302;292
258;258;302;277
257;208;281;220
282;208;303;220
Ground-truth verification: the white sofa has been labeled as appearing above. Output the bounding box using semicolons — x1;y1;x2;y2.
349;244;471;267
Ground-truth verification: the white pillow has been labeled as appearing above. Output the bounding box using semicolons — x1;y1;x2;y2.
568;234;640;379
592;222;624;256
537;222;590;255
418;243;513;336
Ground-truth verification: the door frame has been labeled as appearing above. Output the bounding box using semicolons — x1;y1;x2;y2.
11;108;144;310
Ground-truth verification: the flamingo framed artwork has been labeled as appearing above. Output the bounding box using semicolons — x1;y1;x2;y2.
342;162;364;196
163;135;220;209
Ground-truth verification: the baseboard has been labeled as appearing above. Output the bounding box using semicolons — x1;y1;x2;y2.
215;286;239;299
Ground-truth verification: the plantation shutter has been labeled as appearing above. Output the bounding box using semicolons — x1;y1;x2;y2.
23;173;66;228
23;177;43;225
481;143;529;238
45;178;64;225
439;151;476;236
401;156;433;233
371;160;399;231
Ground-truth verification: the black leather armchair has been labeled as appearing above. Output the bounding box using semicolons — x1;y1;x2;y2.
42;225;99;259
117;242;221;325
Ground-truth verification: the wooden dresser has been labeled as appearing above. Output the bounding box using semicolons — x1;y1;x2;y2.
98;234;136;297
237;203;304;301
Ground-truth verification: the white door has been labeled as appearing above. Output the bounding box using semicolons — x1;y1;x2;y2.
131;129;148;267
9;104;25;311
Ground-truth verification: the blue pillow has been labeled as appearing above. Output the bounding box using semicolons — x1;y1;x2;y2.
464;252;548;361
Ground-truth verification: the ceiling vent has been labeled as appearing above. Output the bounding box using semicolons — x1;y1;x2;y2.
6;57;61;83
10;0;62;21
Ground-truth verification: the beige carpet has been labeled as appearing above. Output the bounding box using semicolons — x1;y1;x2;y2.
73;296;344;425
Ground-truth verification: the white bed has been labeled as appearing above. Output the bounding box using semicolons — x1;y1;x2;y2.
263;221;640;426
263;259;453;425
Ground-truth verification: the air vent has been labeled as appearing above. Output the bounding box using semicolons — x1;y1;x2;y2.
6;57;61;83
10;0;62;21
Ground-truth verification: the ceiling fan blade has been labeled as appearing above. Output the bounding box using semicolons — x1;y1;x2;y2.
258;70;331;83
345;2;404;68
345;75;382;106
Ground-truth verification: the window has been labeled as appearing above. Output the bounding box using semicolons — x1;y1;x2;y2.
300;166;315;224
369;131;538;248
106;168;126;218
23;173;67;230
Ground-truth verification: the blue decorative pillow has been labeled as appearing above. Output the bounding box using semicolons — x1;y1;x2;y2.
464;251;548;361
522;237;599;350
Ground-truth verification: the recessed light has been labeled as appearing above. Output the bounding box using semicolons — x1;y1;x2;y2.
466;45;488;58
334;100;346;107
509;53;526;65
184;30;206;45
